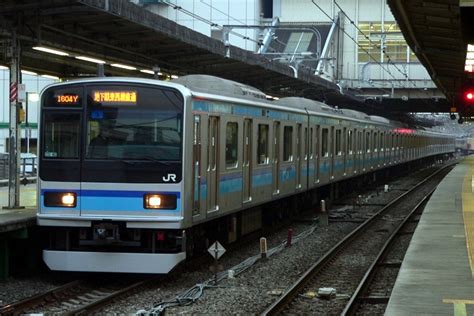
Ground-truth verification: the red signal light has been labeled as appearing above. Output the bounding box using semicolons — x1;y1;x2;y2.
467;92;474;100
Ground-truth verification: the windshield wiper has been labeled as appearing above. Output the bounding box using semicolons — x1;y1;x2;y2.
123;157;176;166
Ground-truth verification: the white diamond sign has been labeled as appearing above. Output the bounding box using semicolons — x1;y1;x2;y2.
208;241;226;259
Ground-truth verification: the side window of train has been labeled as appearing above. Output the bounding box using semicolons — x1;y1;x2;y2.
335;129;342;156
373;132;378;153
366;131;370;153
283;126;293;162
226;122;238;169
321;128;329;157
347;130;353;154
257;124;269;165
304;127;309;160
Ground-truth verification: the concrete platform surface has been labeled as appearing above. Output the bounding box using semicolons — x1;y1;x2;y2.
0;184;37;233
386;157;474;315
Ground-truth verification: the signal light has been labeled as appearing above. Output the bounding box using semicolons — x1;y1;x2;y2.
467;92;474;100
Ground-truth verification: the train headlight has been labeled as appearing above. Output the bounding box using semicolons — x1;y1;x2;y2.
61;193;76;206
44;192;77;208
144;194;176;209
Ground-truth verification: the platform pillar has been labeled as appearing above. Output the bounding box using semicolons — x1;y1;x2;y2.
5;30;22;209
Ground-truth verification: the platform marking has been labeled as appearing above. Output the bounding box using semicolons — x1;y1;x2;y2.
443;299;474;316
462;156;474;277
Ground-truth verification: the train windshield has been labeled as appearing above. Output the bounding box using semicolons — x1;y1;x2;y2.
85;86;183;161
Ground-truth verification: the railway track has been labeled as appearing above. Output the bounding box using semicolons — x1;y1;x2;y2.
342;187;431;315
262;163;454;315
0;276;156;315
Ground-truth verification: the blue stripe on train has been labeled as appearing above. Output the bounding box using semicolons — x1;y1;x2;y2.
40;190;181;212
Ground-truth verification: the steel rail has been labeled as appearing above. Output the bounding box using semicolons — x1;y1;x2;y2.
261;162;455;315
341;186;435;315
0;280;83;315
67;277;158;315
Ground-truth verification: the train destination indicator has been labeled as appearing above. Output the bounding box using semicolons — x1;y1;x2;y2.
93;91;137;105
56;94;80;105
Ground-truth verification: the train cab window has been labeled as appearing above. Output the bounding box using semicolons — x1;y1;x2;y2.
321;128;329;157
257;124;269;165
347;130;353;154
335;130;342;155
43;113;81;159
283;126;293;162
226;122;238;168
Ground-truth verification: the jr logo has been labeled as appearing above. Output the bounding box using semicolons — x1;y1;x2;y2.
163;173;177;182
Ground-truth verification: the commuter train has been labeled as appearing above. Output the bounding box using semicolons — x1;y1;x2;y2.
37;75;455;273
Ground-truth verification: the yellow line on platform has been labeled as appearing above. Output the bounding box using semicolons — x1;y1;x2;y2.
462;156;474;278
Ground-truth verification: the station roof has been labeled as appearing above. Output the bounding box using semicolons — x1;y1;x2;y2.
387;0;465;103
0;0;363;107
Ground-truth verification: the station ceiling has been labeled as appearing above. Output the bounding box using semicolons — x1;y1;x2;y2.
0;0;449;115
388;0;465;108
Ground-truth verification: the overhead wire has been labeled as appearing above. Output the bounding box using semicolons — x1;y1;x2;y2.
332;0;434;99
310;0;404;88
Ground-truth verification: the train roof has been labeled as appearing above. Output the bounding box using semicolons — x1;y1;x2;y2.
273;97;332;112
369;115;391;124
173;74;267;102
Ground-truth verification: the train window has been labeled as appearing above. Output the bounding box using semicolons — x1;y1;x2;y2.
226;122;238;168
257;124;269;165
335;130;342;155
366;132;370;153
322;128;329;157
192;115;201;214
373;132;378;152
304;127;308;160
43;112;81;159
347;130;353;154
380;133;384;152
283;126;293;162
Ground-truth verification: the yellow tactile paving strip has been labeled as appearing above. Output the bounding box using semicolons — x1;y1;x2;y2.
462;156;474;277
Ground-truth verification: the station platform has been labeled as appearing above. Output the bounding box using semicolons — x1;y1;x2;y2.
0;183;37;280
386;156;474;315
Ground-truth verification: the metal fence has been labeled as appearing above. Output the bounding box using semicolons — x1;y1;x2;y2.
0;154;37;179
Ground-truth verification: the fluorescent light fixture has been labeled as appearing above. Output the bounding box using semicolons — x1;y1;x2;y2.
21;70;37;75
75;56;106;64
33;46;69;56
41;74;60;80
140;69;163;75
467;52;474;59
111;63;137;70
0;65;8;70
171;74;179;79
273;97;280;100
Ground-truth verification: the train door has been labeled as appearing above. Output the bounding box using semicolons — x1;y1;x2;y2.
243;119;252;202
314;125;320;183
358;130;363;173
272;121;280;195
207;116;219;212
296;123;302;189
330;126;335;179
192;115;202;218
308;126;314;186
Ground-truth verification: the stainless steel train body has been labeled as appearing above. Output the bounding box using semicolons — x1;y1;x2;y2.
37;75;455;273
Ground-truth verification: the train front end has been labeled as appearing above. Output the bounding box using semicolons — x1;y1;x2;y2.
37;79;188;273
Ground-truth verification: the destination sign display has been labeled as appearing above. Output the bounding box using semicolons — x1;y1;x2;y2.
55;94;81;105
56;95;79;104
93;91;137;105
